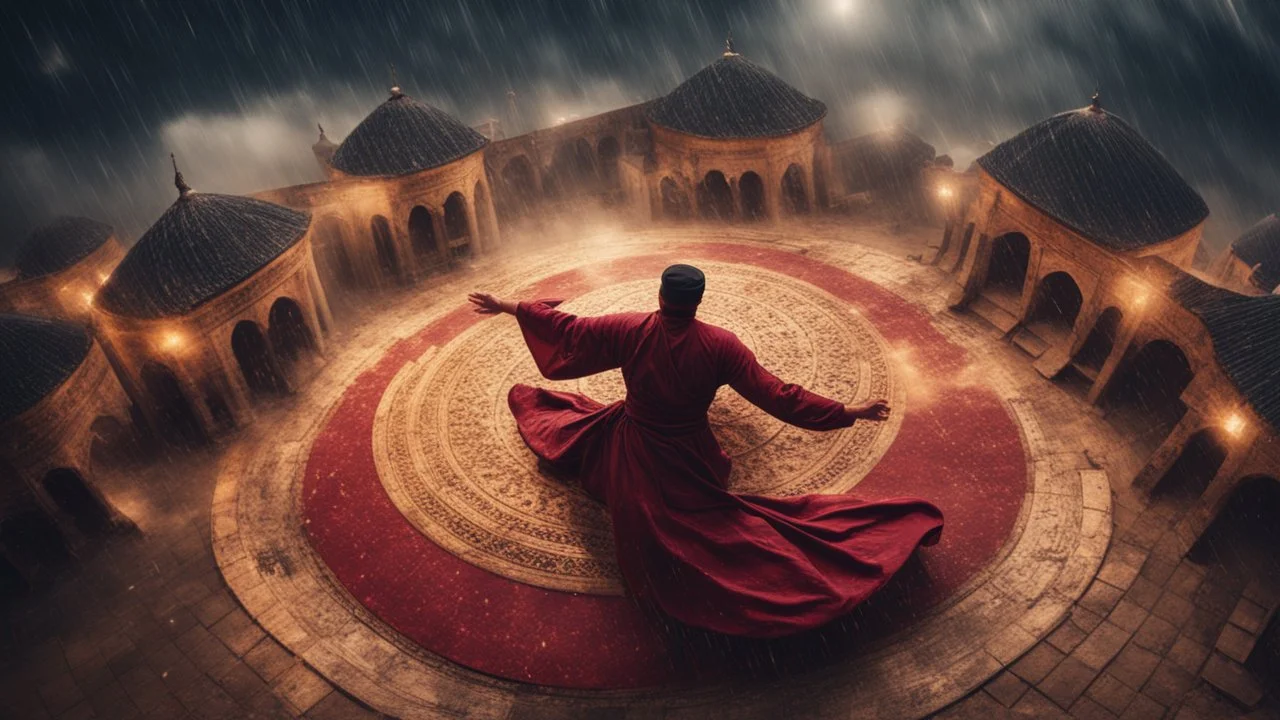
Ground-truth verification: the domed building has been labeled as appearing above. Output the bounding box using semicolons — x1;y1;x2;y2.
0;314;136;586
641;38;828;222
93;163;331;444
0;216;125;323
1212;214;1280;294
257;86;501;292
940;94;1209;380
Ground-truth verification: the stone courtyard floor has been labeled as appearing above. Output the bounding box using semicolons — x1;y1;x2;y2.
3;213;1278;719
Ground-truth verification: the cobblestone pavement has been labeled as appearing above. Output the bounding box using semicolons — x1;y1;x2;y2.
2;215;1276;719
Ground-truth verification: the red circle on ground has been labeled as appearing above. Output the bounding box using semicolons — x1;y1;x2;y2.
301;244;1029;689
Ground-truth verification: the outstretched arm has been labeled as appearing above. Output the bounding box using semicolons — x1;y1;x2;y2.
727;346;890;431
469;291;631;380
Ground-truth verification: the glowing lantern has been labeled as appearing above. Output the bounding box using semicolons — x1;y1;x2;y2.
936;185;954;199
1223;413;1246;438
161;331;185;351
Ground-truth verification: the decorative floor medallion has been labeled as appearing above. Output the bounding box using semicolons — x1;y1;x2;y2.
375;262;903;594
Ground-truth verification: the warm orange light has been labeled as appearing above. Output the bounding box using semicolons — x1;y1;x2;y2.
98;272;110;285
161;331;185;351
1224;413;1247;438
1123;276;1151;308
936;185;954;199
82;291;95;307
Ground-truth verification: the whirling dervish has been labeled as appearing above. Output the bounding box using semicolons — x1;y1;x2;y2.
468;264;943;637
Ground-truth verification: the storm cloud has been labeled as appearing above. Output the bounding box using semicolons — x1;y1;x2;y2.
1;0;1276;257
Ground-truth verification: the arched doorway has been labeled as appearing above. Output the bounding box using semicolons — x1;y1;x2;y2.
782;164;809;214
597;136;621;194
660;177;690;219
267;297;316;383
314;217;355;289
474;181;497;248
548;140;597;198
89;415;134;470
1073;307;1123;377
1189;475;1280;577
501;155;539;218
1025;272;1084;345
1104;339;1194;452
370;215;399;281
740;172;765;221
408;206;438;265
1150;429;1229;502
232;321;285;397
698;171;734;221
42;468;111;534
140;363;204;446
982;232;1031;308
444;192;471;258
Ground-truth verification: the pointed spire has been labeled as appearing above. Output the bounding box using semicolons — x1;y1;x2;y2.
317;122;327;140
170;153;192;199
723;30;738;57
389;62;403;98
1089;88;1102;112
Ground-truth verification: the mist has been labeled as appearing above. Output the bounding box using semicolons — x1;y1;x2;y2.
2;0;1277;257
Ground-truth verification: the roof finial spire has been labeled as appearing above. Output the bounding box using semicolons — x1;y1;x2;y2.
389;62;402;98
317;122;326;139
723;30;737;57
170;153;192;199
1090;88;1102;112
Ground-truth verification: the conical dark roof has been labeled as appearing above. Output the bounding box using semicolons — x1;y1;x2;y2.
0;314;92;424
1230;214;1280;291
330;92;488;177
98;193;310;319
1169;272;1280;431
647;53;826;139
977;102;1208;251
14;216;114;280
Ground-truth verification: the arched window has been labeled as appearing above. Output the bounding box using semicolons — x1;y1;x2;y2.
42;468;111;534
267;297;316;380
232;321;285;397
781;164;809;214
141;362;205;446
408;206;438;262
501;155;538;217
739;172;765;221
370;215;399;280
697;171;733;221
984;233;1031;298
660;177;690;220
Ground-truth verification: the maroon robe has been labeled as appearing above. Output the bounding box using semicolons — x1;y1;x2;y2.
508;299;944;638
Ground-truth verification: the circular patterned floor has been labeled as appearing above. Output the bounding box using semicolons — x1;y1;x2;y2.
213;226;1112;718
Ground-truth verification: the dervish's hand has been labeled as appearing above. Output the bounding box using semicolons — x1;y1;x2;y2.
468;292;510;315
850;399;891;422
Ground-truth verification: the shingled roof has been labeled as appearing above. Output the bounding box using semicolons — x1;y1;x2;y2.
97;191;310;319
330;91;488;177
1169;272;1280;431
1230;214;1280;292
978;98;1208;251
14;216;114;280
646;52;826;139
0;314;92;424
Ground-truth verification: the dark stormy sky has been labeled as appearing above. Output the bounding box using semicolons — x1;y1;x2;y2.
2;0;1277;262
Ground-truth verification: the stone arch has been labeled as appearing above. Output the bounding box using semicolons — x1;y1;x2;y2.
660;177;690;220
1026;271;1084;342
1150;428;1229;501
782;163;809;214
408;206;438;263
88;415;133;471
370;215;399;281
232;320;285;397
42;468;112;535
268;297;316;382
501;155;539;216
140;362;204;446
596;135;621;192
547;139;596;198
1104;339;1194;449
698;171;734;221
983;232;1031;296
1188;475;1280;576
474;181;497;248
444;192;471;257
739;172;766;221
314;216;356;288
1073;306;1123;375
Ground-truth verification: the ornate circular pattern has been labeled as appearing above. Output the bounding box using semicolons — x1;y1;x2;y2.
374;262;903;594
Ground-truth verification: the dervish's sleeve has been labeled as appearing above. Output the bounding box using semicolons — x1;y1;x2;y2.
724;336;856;431
515;299;633;380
